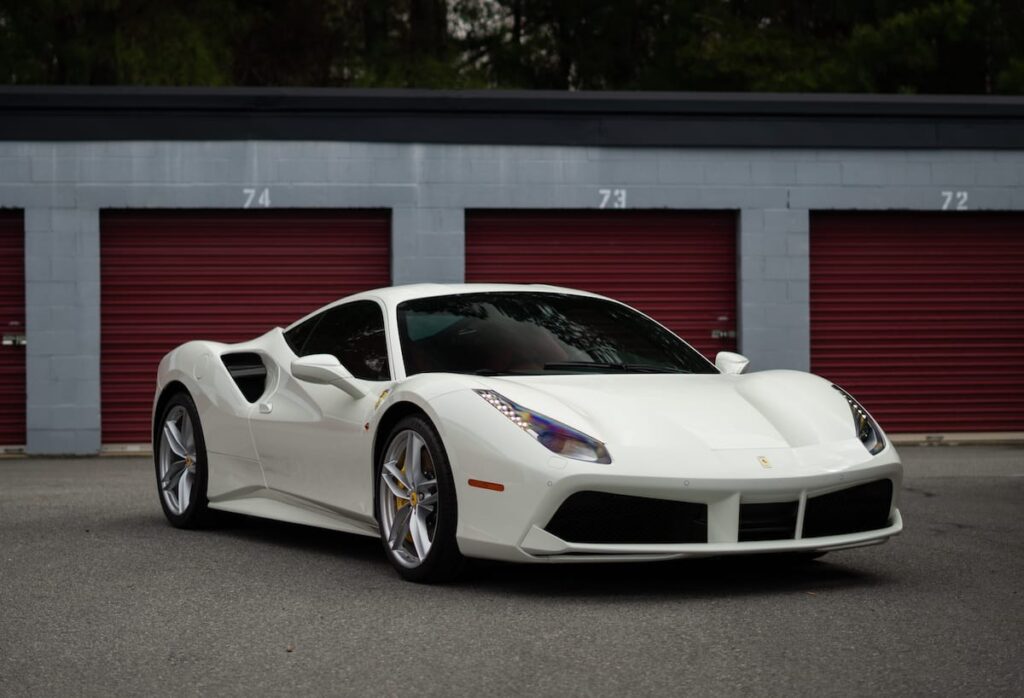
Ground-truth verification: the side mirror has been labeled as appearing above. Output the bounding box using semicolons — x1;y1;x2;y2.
291;354;366;399
715;351;750;375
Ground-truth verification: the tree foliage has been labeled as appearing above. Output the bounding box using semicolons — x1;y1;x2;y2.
1;0;1021;93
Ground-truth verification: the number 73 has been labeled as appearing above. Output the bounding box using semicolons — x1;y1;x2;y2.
599;188;627;209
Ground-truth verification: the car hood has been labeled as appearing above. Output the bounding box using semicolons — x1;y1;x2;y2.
478;370;859;453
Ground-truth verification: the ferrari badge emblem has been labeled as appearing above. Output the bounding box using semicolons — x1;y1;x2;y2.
374;389;391;411
758;456;771;468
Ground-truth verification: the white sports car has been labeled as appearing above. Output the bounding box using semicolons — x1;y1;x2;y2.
153;283;902;582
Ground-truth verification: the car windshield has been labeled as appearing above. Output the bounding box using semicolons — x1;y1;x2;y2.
396;292;717;376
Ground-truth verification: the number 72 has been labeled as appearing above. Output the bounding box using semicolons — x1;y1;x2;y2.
940;191;968;211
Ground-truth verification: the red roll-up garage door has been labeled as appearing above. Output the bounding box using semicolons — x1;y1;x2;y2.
811;213;1024;434
101;210;390;445
0;211;26;448
466;211;737;358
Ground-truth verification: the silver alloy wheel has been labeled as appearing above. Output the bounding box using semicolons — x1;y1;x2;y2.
158;405;198;516
378;429;440;567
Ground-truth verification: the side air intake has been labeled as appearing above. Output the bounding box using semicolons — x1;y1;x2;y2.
221;353;268;403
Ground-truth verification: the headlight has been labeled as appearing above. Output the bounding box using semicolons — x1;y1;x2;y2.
474;389;611;464
833;385;885;455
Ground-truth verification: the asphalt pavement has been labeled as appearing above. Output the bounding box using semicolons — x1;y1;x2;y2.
0;446;1021;697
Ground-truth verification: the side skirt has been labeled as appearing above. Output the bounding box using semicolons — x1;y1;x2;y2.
208;486;379;538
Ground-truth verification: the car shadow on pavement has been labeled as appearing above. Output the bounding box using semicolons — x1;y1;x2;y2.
460;554;891;599
143;509;890;597
199;510;387;563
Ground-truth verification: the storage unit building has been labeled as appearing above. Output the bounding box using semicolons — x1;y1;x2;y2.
0;88;1022;453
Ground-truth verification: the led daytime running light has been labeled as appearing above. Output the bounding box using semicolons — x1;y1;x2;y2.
833;385;886;456
474;389;611;464
476;389;537;436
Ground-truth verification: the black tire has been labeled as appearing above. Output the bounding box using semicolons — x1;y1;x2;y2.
375;415;465;583
153;391;212;529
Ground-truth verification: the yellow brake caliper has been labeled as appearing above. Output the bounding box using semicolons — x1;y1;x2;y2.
395;456;414;543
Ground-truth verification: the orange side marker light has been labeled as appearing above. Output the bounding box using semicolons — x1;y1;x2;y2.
468;479;505;492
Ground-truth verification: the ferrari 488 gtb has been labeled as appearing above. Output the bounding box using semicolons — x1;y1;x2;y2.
152;284;902;582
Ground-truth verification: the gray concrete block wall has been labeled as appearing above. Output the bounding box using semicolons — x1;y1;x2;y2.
23;207;100;454
0;140;1022;452
738;209;810;370
392;207;465;283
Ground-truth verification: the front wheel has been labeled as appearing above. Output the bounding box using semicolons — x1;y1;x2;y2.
154;392;212;528
375;415;464;583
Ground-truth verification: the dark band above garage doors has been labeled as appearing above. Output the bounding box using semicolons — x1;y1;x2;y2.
465;211;737;360
811;213;1024;434
100;210;390;445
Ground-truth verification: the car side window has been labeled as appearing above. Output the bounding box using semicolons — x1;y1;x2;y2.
283;314;323;355
297;300;390;381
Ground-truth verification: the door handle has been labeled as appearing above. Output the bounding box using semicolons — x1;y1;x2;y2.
2;333;26;347
711;329;736;340
258;402;273;414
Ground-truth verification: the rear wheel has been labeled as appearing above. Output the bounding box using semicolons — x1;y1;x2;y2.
375;415;464;583
154;392;212;528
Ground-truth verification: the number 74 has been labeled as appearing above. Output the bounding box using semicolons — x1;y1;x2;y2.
243;187;271;208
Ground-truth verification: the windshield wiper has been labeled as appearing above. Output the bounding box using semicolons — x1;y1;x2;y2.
543;361;690;374
468;368;540;376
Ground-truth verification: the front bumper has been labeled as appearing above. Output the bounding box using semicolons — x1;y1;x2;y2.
516;505;902;563
439;402;903;563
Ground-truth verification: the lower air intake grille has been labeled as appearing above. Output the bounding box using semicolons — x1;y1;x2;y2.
544;491;707;544
802;479;894;538
739;501;798;541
